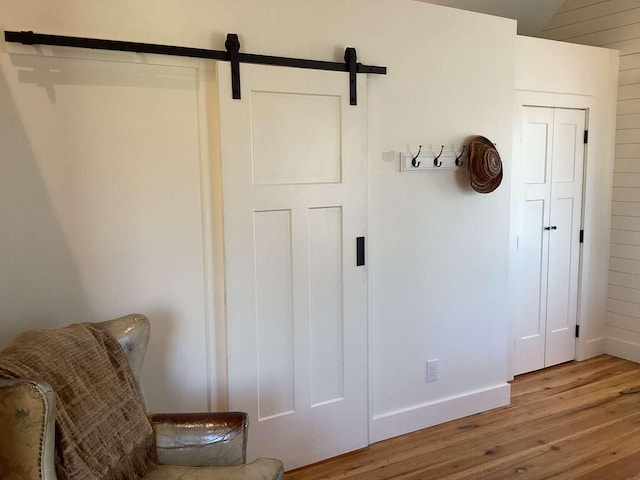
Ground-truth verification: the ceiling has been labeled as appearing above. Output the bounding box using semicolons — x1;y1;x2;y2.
418;0;566;37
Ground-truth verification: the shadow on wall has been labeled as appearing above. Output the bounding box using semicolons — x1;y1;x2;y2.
140;308;175;410
0;60;91;347
8;48;196;99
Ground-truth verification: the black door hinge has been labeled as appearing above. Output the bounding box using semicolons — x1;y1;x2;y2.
584;130;589;144
575;325;580;338
580;229;584;243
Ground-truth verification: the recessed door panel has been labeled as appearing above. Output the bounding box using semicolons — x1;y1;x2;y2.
553;123;579;184
520;199;547;339
309;207;344;407
546;198;574;334
254;210;295;420
523;121;550;185
514;198;548;375
250;91;342;186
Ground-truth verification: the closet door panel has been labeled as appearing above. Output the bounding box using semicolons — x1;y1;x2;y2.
514;107;553;375
545;108;585;367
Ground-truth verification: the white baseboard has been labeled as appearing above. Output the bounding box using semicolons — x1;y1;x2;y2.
606;328;640;364
370;383;511;444
578;336;605;361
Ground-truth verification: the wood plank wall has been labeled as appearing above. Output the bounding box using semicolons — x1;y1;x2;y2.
541;0;640;346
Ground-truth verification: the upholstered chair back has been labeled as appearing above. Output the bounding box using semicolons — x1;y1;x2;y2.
99;314;150;408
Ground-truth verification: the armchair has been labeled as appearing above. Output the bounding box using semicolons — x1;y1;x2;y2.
0;314;284;480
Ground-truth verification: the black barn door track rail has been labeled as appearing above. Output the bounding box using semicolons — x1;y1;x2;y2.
4;30;386;105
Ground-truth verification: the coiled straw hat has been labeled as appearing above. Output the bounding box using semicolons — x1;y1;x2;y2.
468;136;502;194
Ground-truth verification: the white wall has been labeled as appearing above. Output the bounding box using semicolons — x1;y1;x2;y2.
0;50;216;413
541;0;640;362
512;36;619;367
364;4;517;441
0;0;517;442
0;0;619;453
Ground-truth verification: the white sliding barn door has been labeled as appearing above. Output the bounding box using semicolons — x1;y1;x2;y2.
218;63;368;470
514;106;585;375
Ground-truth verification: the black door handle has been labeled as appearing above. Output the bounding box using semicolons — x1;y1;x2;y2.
356;237;365;266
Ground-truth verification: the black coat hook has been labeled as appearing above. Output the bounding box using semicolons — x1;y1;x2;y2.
455;145;466;166
433;145;444;167
411;145;422;168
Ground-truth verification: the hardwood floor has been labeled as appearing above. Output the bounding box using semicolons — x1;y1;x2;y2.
287;355;640;479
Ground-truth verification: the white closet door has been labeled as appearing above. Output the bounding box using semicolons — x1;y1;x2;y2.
218;63;368;470
545;108;585;367
515;107;554;375
514;106;585;375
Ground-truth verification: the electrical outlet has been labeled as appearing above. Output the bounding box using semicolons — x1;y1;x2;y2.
426;359;438;382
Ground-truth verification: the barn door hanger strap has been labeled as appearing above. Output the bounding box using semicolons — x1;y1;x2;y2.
4;30;387;106
224;34;370;105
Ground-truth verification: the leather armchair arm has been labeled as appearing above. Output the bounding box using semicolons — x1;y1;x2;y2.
148;412;248;467
0;379;57;480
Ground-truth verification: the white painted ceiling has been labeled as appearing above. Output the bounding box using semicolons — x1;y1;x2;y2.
418;0;566;37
